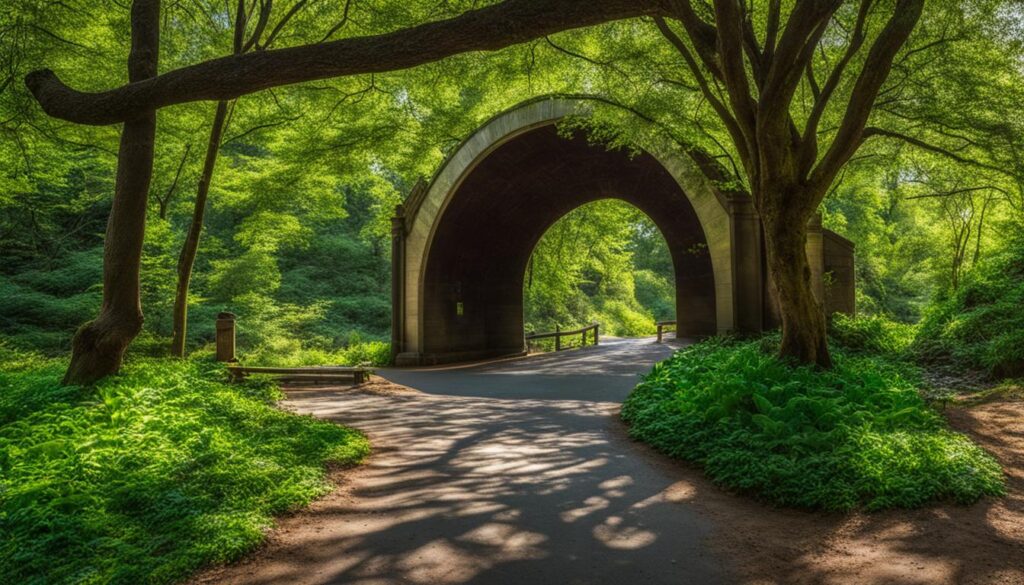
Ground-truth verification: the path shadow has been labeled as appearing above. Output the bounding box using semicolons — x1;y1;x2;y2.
202;390;726;584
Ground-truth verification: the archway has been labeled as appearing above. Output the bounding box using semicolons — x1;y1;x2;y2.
522;198;679;339
391;98;853;366
415;118;723;359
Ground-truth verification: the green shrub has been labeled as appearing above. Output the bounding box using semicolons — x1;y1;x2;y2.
912;235;1024;377
597;299;656;337
621;337;1005;510
829;313;916;357
0;347;369;584
245;340;391;367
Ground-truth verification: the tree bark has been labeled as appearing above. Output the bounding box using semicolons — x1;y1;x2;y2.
62;0;160;385
760;204;832;368
170;100;228;357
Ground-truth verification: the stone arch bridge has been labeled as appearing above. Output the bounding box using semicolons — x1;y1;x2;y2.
390;97;854;366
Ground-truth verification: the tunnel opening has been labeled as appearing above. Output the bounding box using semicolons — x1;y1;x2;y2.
522;199;677;344
417;125;716;363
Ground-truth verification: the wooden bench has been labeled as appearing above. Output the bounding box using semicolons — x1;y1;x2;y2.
226;365;372;386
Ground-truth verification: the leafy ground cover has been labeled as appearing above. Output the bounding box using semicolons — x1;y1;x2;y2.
621;335;1005;510
0;343;369;584
912;235;1024;378
828;313;917;357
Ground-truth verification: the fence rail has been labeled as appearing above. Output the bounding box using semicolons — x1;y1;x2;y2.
656;320;677;343
526;323;600;351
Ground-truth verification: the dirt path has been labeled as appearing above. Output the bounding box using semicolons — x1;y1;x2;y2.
194;339;1024;585
694;396;1024;585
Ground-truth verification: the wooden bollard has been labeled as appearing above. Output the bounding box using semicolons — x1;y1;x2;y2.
216;312;237;362
555;325;561;351
594;323;599;346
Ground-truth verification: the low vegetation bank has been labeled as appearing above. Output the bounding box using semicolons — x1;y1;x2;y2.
621;335;1005;510
0;344;369;584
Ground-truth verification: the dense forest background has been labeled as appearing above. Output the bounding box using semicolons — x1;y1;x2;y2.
2;0;1023;370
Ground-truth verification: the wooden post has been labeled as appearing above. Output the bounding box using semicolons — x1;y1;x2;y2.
555;324;561;351
216;312;236;362
390;204;405;364
581;328;586;347
657;323;663;343
594;323;599;346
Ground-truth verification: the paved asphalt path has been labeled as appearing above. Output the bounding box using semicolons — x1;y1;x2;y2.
206;337;731;585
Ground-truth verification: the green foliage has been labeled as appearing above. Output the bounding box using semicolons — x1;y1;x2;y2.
0;344;369;584
524;199;672;338
829;313;917;357
913;233;1024;377
0;249;103;353
621;337;1005;510
246;340;392;368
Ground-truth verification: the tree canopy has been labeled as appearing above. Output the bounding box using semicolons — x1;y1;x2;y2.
1;0;1023;378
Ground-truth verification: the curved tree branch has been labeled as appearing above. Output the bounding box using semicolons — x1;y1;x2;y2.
25;0;668;126
809;0;925;198
862;126;1010;177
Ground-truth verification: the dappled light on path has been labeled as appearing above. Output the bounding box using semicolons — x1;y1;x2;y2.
194;338;1024;585
196;338;725;584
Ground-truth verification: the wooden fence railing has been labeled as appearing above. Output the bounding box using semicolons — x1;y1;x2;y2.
656;320;676;343
526;323;600;352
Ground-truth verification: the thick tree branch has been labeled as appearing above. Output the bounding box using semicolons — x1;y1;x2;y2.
26;0;668;126
809;0;924;198
233;0;247;54
759;0;840;121
654;16;750;168
665;0;723;79
763;0;781;66
713;0;757;137
797;0;872;173
862;127;1009;176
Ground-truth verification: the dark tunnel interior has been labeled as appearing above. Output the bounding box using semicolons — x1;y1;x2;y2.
421;125;716;359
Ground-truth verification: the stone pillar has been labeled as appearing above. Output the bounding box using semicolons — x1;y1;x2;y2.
728;196;765;333
215;312;236;362
806;213;825;305
391;204;406;363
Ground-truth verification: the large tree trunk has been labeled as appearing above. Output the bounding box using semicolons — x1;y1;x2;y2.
760;204;832;369
170;100;228;357
62;0;160;385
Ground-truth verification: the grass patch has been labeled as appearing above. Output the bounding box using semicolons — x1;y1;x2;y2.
621;337;1005;510
0;343;370;584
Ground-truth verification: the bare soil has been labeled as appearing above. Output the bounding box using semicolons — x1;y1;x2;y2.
692;395;1024;585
